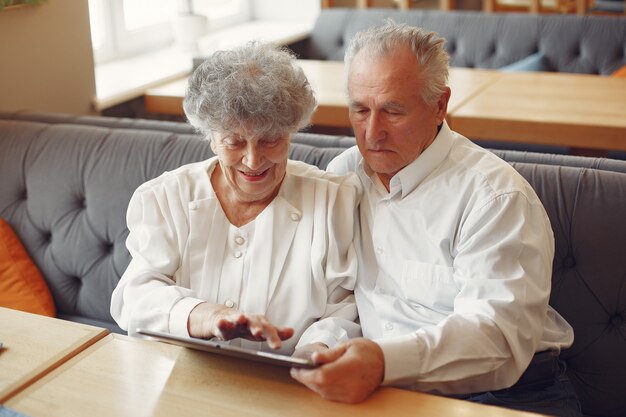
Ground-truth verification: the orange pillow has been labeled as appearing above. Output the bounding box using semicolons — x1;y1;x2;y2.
0;218;56;316
612;65;626;78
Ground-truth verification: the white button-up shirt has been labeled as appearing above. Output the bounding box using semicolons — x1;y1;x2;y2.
328;122;574;394
111;158;361;354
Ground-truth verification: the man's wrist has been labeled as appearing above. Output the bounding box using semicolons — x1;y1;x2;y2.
375;333;422;385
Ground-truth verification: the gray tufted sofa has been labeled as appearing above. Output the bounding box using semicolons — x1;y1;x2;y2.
0;112;625;417
305;9;626;75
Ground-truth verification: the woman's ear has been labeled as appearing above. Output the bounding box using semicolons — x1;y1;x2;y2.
209;135;217;153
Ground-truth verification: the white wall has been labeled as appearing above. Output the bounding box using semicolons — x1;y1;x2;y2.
0;0;96;115
250;0;320;21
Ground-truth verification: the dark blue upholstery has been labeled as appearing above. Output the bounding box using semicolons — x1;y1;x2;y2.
306;9;626;76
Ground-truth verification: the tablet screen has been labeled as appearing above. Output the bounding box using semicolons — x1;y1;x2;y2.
136;328;316;369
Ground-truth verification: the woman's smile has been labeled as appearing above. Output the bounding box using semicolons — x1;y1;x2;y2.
239;168;270;182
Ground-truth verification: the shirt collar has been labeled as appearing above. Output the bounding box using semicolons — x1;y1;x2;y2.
356;121;454;198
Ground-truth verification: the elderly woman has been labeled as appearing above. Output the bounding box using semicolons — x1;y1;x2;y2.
110;43;360;355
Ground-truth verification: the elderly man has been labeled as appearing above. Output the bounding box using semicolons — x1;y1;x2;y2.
291;22;581;417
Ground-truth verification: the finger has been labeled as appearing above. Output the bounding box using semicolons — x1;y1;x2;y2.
290;367;315;386
311;344;348;365
242;317;280;348
233;313;248;326
260;322;283;349
215;313;247;339
277;327;294;340
290;344;348;386
290;367;337;399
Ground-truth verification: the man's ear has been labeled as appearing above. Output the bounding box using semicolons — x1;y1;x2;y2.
436;87;451;125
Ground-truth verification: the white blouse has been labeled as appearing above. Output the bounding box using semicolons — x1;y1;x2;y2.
111;157;361;354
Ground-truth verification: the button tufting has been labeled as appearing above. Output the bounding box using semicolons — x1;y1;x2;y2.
563;257;576;269
21;190;28;200
610;314;623;327
290;213;301;221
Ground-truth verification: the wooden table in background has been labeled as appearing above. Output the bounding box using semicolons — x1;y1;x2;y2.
144;61;626;154
0;307;109;403
143;60;352;127
144;60;502;129
447;71;626;154
5;333;545;417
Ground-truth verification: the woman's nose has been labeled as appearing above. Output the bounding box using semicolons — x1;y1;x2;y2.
243;143;263;169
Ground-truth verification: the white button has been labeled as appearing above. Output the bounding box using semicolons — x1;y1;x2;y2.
376;247;384;255
235;236;245;245
189;202;197;210
234;251;242;258
384;322;394;331
290;213;301;221
224;300;235;308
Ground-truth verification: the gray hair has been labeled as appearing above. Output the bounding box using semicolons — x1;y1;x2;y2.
183;42;317;138
344;20;449;106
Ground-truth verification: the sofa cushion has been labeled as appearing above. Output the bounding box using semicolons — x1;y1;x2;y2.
0;217;56;317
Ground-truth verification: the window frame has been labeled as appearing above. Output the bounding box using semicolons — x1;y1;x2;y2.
90;0;251;64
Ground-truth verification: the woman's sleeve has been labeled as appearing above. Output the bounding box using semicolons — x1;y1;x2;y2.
297;173;363;349
110;185;205;337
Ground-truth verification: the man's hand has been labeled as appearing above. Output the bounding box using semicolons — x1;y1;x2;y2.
188;302;294;349
293;342;328;361
290;338;385;403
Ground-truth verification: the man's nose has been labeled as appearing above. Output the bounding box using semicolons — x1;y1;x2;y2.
365;113;386;144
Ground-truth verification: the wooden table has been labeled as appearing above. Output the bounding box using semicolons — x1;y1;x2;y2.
0;307;109;403
5;333;545;417
144;60;626;154
447;71;626;153
144;60;502;129
143;60;353;126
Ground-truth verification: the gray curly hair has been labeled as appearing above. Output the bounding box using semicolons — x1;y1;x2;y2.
344;21;449;106
183;42;317;139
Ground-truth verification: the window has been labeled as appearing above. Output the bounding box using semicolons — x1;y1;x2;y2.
89;0;249;64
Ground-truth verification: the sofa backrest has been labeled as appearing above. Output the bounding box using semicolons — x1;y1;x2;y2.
0;118;211;330
307;9;626;75
1;113;625;416
509;163;626;417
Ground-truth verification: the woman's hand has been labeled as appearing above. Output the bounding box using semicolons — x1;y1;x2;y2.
188;302;294;349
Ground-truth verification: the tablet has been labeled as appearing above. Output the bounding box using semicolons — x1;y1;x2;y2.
136;328;316;369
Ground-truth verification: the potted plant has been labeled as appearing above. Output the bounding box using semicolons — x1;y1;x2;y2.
0;0;47;12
